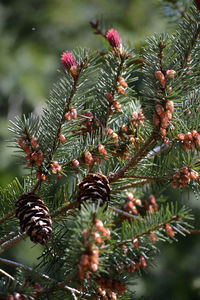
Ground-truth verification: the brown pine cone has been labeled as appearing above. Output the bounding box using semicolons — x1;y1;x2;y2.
15;193;52;245
77;173;110;207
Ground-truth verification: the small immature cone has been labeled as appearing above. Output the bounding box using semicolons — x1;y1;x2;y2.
155;70;166;88
105;28;122;54
155;104;164;116
61;51;78;78
64;112;71;121
165;224;175;237
148;231;157;242
153;114;160;126
72;159;79;167
98;144;107;155
132;238;139;248
166;69;176;79
106;92;113;103
117;86;125;95
139;256;147;269
30;137;39;148
118;77;128;88
112;100;121;112
84;151;93;165
59;133;66;144
70;108;77;119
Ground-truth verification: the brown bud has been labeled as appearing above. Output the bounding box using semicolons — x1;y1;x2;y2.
166;69;176;78
117;86;125;95
155;70;166;88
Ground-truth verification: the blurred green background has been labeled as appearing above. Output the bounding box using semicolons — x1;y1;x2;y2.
0;0;200;299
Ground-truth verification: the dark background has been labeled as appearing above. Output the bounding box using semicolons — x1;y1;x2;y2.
0;0;200;299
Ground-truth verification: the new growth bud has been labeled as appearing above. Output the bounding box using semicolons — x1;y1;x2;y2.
106;28;122;49
155;70;166;88
61;51;78;78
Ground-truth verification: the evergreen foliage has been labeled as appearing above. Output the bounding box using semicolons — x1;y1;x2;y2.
0;1;199;299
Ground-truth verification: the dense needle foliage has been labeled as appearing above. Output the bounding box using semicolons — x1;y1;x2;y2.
0;1;199;299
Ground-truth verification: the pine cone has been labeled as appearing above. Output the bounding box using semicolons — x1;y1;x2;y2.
77;173;110;207
15;193;52;245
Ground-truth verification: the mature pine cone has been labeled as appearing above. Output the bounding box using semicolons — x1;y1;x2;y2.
77;173;110;207
15;193;52;245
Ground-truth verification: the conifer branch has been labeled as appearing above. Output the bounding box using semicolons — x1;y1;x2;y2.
171;0;189;20
0;200;141;251
112;178;163;191
90;20;106;38
0;231;19;246
109;132;159;183
0;268;17;282
0;209;15;225
123;175;165;180
0;200;79;251
104;54;125;126
108;205;140;220
112;214;180;249
0;258;89;297
0;232;26;252
182;23;200;68
31;60;87;194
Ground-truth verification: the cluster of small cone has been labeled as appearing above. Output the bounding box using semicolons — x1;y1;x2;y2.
155;69;176;89
123;192;142;215
143;194;158;214
95;277;126;299
123;192;158;217
15;193;52;245
50;160;62;180
97;144;108;161
77;173;110;207
154;69;176;143
83;150;94;165
117;76;128;95
80;111;94;131
153;98;174;143
176;130;200;151
164;223;175;237
130;110;145;127
104;128;119;144
17;137;44;168
64;107;77;121
78;244;99;280
118;110;145;149
106;92;121;114
118;253;147;274
78;219;110;279
172;166;199;188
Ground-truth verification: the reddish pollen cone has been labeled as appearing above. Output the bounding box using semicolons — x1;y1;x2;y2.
106;29;122;48
61;51;77;71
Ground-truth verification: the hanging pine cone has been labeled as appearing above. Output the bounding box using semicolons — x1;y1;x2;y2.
15;193;52;245
77;173;110;207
